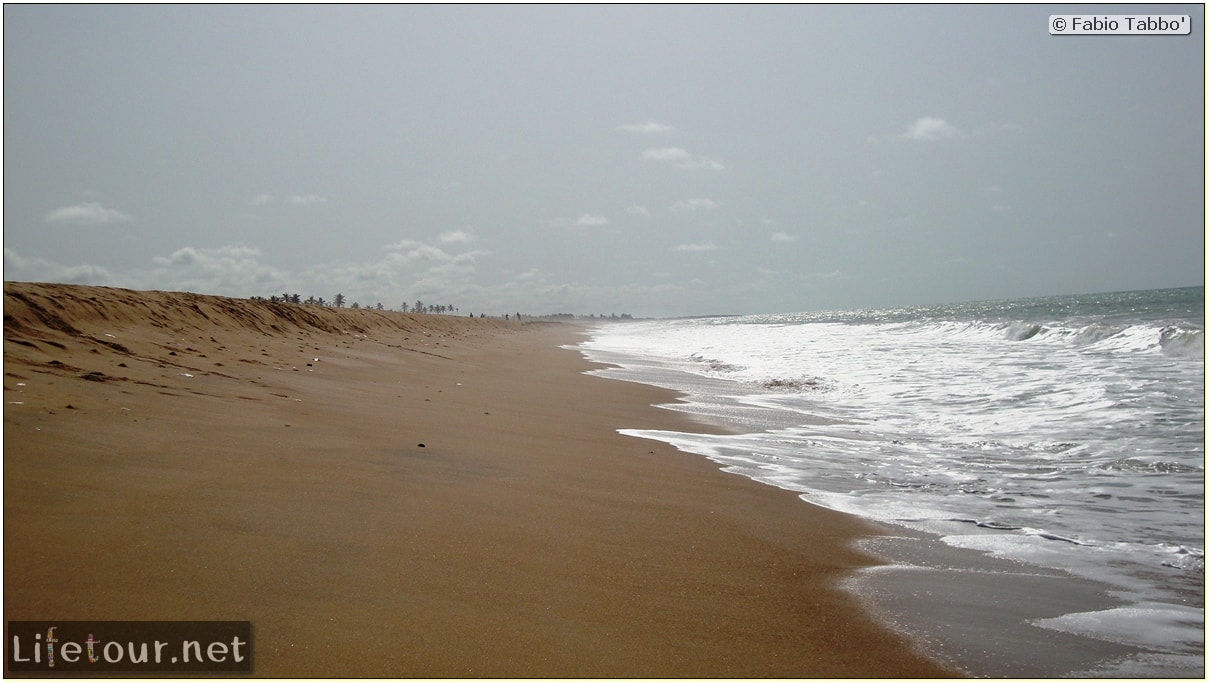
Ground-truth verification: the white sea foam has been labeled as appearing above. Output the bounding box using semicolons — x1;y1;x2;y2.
581;287;1205;676
1032;603;1205;651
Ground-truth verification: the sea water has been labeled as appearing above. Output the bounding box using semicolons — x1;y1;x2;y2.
576;287;1204;676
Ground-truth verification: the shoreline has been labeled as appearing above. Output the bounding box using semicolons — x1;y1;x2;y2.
577;319;1206;678
4;283;959;677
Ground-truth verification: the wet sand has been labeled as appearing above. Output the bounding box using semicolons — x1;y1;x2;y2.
3;282;959;677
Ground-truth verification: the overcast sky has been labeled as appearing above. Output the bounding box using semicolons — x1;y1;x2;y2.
4;4;1204;317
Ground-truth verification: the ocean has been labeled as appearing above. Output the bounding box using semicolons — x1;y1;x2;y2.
576;286;1204;677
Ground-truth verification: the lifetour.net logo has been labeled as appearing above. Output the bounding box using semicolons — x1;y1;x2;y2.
6;621;252;673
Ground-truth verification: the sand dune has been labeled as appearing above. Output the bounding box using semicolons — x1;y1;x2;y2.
3;282;957;677
4;282;517;345
4;283;522;401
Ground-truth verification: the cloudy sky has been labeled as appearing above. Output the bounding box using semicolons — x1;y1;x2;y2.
4;4;1203;317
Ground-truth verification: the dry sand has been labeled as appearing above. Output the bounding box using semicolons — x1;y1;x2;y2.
3;282;960;677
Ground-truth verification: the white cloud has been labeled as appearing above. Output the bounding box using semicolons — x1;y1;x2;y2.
5;245;293;297
402;248;491;303
901;116;964;142
548;213;614;229
248;193;274;206
45;201;133;226
147;244;291;295
643;147;691;163
384;240;452;263
4;248;115;284
152;244;253;267
771;232;797;242
625;205;650;216
670;242;719;253
294;235;493;307
291;235;487;306
5;235;728;317
618;121;674;134
438;229;474;244
510;268;543;283
575;214;609;227
287;194;328;206
670;198;722;212
643;147;724;171
384;238;421;252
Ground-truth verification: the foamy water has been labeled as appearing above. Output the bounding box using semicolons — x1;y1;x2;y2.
577;287;1204;676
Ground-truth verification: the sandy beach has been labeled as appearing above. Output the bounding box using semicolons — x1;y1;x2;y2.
4;282;959;677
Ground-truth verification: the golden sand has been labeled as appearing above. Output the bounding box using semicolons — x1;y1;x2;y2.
3;282;957;677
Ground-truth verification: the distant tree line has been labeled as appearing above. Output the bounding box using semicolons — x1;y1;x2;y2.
248;293;633;320
512;312;636;321
540;312;634;320
405;300;458;315
249;293;461;315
